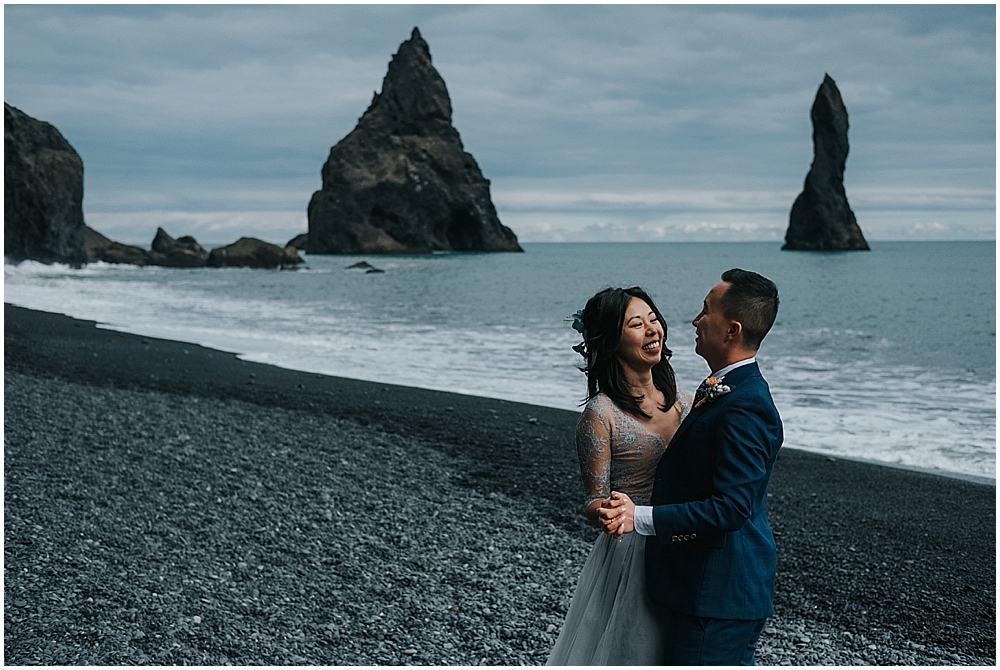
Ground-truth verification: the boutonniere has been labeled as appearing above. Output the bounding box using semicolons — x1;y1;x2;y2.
694;376;732;408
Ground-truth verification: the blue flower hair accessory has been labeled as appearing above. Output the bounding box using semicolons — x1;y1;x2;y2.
565;309;587;358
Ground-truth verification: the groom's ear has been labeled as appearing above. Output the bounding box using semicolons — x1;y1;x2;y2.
725;320;743;344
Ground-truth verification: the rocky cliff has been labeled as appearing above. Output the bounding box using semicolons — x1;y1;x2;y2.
307;28;521;254
5;103;88;264
783;75;869;251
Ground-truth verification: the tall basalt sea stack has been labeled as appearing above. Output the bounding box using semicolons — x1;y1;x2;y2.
783;75;869;251
307;28;521;254
5;103;88;264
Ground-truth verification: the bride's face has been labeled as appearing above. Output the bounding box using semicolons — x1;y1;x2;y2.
617;297;664;370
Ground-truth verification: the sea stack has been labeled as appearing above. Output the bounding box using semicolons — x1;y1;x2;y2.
783;75;869;251
4;103;88;264
307;28;522;254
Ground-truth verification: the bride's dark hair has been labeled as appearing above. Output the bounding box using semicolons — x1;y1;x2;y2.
578;286;677;419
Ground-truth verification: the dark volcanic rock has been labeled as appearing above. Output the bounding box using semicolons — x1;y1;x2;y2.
83;226;147;266
83;225;115;261
307;28;522;255
4;103;87;265
286;232;309;250
147;227;209;267
783;75;869;251
346;260;382;272
207;237;303;269
86;226;304;270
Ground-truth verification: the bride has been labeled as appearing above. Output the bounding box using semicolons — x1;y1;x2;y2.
547;287;691;665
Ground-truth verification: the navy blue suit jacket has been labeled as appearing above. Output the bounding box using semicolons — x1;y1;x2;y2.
645;361;783;620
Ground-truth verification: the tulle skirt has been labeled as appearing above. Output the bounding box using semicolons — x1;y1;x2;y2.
546;531;670;665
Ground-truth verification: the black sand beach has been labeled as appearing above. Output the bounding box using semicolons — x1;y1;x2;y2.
4;303;995;665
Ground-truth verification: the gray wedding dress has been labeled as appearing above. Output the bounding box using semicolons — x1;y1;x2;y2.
546;391;691;666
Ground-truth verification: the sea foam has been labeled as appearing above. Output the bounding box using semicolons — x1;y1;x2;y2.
5;242;994;481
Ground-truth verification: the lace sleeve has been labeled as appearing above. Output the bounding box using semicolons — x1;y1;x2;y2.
575;398;612;511
678;388;693;421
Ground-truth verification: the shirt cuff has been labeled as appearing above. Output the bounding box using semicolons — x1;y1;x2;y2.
634;505;655;536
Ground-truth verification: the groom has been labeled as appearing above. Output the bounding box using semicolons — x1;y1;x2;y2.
602;268;782;665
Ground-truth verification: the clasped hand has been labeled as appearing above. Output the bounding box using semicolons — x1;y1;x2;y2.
598;491;635;536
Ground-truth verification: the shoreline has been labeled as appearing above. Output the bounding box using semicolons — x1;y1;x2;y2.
8;300;995;486
5;303;995;664
820;455;995;487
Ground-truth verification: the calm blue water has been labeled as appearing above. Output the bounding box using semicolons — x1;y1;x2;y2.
5;242;995;480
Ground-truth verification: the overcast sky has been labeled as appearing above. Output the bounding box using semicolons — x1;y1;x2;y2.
5;4;995;246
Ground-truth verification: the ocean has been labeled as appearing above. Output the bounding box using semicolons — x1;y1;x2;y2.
5;241;995;481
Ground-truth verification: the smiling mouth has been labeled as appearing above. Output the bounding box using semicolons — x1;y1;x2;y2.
642;340;660;352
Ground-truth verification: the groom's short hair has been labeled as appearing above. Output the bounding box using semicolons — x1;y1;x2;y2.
720;268;779;351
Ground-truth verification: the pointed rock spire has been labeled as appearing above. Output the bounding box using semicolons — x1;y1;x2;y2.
783;74;869;251
307;28;521;254
357;26;456;141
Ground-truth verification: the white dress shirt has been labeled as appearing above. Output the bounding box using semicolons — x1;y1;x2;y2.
632;357;756;536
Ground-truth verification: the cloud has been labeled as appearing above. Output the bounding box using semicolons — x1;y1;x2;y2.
86;211;307;248
846;186;995;211
502;210;787;243
83;177;315;212
490;178;995;243
506;208;994;243
493;183;995;214
493;186;796;212
5;5;994;243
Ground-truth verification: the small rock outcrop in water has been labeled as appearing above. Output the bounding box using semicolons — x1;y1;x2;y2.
346;260;384;274
783;74;869;251
307;28;522;255
207;237;303;269
286;233;309;251
84;226;148;266
148;227;210;268
86;227;301;270
4;103;88;264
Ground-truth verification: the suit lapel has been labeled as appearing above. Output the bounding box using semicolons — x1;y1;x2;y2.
668;361;761;449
